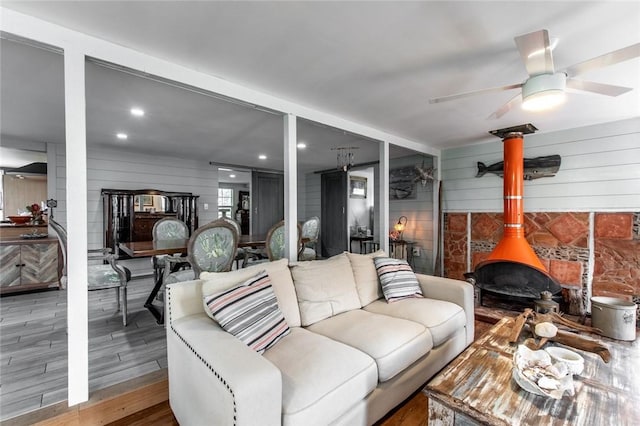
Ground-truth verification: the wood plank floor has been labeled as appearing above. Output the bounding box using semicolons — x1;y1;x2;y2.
0;277;166;421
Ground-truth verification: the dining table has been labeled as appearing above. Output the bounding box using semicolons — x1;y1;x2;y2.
119;235;268;324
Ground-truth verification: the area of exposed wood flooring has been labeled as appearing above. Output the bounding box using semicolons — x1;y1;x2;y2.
0;277;166;421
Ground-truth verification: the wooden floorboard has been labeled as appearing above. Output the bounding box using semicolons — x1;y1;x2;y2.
0;277;166;421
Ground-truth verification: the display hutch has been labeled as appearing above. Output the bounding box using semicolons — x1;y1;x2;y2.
102;189;199;258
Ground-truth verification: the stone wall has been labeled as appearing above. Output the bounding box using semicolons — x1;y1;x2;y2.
443;211;640;317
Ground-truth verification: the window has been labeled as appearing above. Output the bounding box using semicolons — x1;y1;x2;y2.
218;188;233;218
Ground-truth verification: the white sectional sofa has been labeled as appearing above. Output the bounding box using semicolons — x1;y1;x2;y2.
166;251;474;425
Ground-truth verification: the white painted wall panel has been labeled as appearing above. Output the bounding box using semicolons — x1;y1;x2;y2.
53;145;218;274
442;118;640;212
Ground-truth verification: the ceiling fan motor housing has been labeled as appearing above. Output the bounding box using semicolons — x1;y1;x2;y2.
522;73;567;108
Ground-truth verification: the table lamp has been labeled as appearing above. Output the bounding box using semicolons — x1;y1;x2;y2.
394;216;407;241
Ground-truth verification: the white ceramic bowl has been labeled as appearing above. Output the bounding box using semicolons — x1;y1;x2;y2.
545;346;584;375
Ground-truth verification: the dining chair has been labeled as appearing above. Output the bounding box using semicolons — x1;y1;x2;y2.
49;217;132;326
218;216;246;269
164;219;238;285
265;220;302;261
299;216;320;261
151;217;190;282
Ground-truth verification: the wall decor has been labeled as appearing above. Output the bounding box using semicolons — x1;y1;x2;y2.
349;176;367;199
390;166;417;199
476;155;561;180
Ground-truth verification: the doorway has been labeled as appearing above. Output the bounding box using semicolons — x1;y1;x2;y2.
320;170;348;257
251;171;284;235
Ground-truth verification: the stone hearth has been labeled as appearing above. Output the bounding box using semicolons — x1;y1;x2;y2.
443;211;640;320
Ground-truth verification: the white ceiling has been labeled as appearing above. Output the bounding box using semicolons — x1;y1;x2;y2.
1;1;639;171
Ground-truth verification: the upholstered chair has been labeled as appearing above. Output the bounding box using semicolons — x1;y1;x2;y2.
164;219;238;285
49;217;132;326
218;216;246;269
299;216;320;261
151;217;190;282
265;220;302;261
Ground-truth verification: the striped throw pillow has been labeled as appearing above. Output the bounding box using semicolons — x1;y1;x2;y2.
203;270;290;354
373;257;423;303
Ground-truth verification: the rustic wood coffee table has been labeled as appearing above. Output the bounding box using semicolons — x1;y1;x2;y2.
424;317;639;425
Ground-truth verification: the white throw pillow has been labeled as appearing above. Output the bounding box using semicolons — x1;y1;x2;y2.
373;257;423;303
203;270;290;354
290;253;361;326
346;250;387;306
200;258;301;327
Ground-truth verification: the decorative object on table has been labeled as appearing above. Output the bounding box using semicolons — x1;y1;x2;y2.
390;216;407;241
331;146;358;172
7;215;31;225
534;290;560;314
389;166;417;199
349;175;367;198
512;344;575;399
509;308;611;362
544;346;584;375
590;296;637;341
25;203;44;224
476;154;561;180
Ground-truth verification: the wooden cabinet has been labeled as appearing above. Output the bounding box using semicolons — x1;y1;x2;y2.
132;213;178;241
0;239;60;294
102;189;199;258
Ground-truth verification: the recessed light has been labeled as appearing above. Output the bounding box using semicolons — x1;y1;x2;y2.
130;108;145;117
116;133;128;140
297;143;307;149
259;154;267;160
218;168;233;172
229;174;236;178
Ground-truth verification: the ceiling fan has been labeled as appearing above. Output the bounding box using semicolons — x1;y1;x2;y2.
429;29;640;119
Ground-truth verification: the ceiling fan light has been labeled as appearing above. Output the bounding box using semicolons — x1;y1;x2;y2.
522;90;566;111
521;73;567;112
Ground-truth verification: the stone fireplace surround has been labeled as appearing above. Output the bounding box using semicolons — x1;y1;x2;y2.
443;211;640;321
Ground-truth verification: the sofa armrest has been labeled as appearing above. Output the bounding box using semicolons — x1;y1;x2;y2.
416;274;475;346
165;279;205;322
166;311;282;424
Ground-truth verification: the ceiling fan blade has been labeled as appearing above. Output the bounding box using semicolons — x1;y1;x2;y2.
429;83;522;104
564;43;640;77
566;78;633;96
514;29;555;76
488;93;521;120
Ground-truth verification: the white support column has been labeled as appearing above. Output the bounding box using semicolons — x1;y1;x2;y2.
284;114;298;261
379;141;390;253
64;49;89;406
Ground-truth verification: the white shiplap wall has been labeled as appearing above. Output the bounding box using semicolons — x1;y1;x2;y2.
442;118;640;212
389;155;435;274
53;144;218;273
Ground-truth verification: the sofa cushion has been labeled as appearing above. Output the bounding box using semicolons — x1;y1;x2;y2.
306;310;432;382
346;250;387;306
373;257;423;302
364;298;466;347
200;258;301;327
263;327;377;424
290;253;362;326
204;270;290;354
